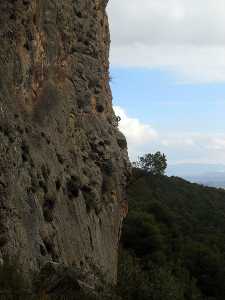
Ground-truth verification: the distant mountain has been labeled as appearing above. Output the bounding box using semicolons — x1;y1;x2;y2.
167;163;225;176
186;172;225;189
167;163;225;188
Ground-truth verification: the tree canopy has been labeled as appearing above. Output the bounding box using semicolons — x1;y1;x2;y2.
134;151;167;175
118;168;225;300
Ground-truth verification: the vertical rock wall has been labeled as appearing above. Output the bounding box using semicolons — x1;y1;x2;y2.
0;0;130;289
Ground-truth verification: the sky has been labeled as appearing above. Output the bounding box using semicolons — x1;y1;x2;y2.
107;0;225;168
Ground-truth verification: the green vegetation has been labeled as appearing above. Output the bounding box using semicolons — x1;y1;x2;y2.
1;167;225;300
118;168;225;300
134;151;167;175
0;257;30;299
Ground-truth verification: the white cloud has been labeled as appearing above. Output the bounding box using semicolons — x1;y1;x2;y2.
161;136;195;147
207;137;225;150
114;106;225;164
107;0;225;83
114;106;158;159
158;133;225;164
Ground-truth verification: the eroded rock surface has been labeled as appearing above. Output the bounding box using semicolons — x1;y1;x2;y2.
0;0;130;289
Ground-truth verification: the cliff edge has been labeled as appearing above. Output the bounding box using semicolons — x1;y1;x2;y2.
0;0;130;292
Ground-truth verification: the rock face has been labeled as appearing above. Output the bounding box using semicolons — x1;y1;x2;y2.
0;0;130;289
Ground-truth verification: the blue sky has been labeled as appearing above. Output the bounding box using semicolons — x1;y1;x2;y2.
107;0;225;167
111;68;225;133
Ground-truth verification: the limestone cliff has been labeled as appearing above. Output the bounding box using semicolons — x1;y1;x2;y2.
0;0;130;292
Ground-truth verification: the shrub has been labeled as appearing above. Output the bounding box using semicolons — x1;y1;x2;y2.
122;212;163;257
0;256;29;298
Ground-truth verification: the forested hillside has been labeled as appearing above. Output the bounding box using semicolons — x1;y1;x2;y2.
118;168;225;300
